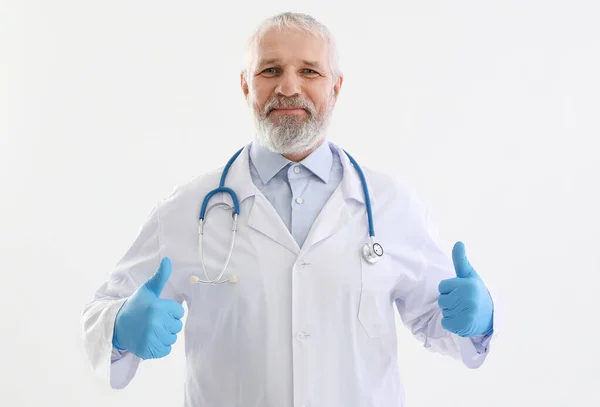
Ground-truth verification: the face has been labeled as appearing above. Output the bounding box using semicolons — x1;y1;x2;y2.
241;27;343;156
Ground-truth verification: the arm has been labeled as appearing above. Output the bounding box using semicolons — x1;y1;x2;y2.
80;202;183;389
393;196;498;369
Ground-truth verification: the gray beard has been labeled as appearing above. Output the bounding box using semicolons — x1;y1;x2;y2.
254;113;325;155
251;92;335;155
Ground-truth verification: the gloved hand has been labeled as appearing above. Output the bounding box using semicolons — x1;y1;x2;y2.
112;257;185;359
437;241;494;337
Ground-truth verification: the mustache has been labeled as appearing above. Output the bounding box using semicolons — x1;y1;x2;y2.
263;97;315;115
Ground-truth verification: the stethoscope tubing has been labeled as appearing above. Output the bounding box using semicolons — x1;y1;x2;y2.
191;146;382;285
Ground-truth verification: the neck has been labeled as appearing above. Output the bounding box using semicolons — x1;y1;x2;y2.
283;139;325;162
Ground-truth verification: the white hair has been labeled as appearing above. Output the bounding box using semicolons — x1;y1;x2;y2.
241;12;342;84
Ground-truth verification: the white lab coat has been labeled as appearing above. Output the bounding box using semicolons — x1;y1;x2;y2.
81;142;496;407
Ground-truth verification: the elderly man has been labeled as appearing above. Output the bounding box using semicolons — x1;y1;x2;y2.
82;11;496;407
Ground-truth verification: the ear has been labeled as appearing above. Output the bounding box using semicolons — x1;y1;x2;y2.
332;74;343;104
240;71;249;101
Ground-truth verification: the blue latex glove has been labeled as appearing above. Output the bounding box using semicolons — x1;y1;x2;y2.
437;242;494;337
112;257;185;359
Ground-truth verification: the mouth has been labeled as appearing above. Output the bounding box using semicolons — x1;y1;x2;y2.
269;108;306;115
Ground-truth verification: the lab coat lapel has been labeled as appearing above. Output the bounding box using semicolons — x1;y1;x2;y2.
220;142;367;257
221;145;300;255
299;185;350;253
247;193;300;255
299;143;366;255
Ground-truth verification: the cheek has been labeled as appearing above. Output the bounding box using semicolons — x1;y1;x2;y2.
315;96;333;115
249;87;269;110
251;80;272;101
309;86;335;113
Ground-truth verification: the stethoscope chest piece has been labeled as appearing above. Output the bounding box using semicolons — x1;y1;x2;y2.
362;241;384;264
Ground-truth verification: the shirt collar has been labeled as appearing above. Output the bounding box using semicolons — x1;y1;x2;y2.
249;139;333;184
300;140;333;183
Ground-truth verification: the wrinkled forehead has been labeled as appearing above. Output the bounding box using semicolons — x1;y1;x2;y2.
248;27;331;72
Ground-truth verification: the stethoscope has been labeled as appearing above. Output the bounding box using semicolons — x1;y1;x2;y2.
189;146;383;285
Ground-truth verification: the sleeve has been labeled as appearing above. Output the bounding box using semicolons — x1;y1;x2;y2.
393;191;499;369
80;201;182;389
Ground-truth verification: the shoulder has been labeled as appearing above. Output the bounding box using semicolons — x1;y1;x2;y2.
153;165;226;218
330;141;429;216
362;164;427;213
358;164;435;241
359;164;440;245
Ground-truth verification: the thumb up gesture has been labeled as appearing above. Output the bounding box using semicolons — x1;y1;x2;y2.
437;242;494;337
112;257;185;359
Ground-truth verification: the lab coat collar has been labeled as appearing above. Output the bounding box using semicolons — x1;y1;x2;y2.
218;143;257;206
218;139;368;255
332;141;365;204
220;143;300;254
295;141;368;254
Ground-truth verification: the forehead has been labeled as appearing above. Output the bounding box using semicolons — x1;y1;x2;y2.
253;28;330;67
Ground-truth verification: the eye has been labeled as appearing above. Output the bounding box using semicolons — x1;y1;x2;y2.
261;67;278;75
303;69;319;75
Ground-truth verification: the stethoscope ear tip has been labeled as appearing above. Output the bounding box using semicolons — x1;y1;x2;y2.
190;275;200;284
228;275;238;283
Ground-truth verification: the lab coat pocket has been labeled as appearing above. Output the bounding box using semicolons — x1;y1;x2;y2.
357;255;395;338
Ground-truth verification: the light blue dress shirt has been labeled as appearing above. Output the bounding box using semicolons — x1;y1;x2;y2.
248;140;343;248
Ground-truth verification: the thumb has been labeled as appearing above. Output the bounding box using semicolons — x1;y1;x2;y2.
452;241;476;278
144;257;172;297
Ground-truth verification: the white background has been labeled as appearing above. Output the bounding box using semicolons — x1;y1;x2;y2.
1;1;599;406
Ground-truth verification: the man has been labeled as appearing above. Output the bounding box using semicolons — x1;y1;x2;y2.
81;11;496;406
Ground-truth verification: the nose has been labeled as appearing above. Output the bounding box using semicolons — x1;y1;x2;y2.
275;71;301;97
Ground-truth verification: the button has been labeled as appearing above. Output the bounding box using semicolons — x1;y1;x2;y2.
293;166;301;173
295;197;304;204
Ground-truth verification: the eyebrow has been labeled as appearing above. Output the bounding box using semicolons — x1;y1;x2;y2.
256;58;325;71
